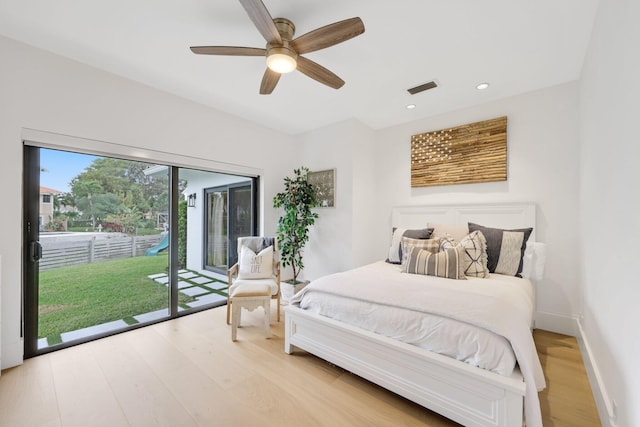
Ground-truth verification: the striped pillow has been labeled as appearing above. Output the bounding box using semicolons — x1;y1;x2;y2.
404;246;466;280
400;237;440;269
468;223;533;277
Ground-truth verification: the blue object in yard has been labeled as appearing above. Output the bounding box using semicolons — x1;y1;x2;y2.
146;233;169;256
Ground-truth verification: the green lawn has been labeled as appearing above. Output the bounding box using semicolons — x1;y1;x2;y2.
38;254;194;342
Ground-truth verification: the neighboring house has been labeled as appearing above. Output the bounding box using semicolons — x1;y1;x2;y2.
39;186;61;230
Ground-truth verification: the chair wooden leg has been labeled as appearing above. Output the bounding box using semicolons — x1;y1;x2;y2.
231;301;241;342
263;300;271;339
276;295;281;322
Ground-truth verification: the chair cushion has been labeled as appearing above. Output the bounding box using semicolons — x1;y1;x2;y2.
230;278;279;296
230;283;272;298
237;245;273;279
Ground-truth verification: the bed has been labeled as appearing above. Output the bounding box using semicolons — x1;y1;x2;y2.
284;202;546;427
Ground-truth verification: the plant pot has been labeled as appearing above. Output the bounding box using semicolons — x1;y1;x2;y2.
280;280;309;304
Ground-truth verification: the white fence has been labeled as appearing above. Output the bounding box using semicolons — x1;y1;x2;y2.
40;234;164;271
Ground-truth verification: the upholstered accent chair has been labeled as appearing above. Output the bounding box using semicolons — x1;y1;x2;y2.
226;237;281;325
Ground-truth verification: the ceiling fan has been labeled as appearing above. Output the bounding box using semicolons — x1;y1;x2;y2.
190;0;365;94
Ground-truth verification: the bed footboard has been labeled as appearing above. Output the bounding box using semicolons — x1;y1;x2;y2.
284;305;525;427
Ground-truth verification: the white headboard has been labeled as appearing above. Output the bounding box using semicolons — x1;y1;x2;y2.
391;202;537;241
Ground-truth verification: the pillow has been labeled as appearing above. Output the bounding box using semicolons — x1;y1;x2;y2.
440;230;489;278
400;236;440;269
386;227;434;264
237;245;273;279
468;223;533;277
404;246;466;280
428;223;469;243
521;242;546;280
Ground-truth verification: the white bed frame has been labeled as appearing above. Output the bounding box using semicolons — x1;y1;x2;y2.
284;202;536;427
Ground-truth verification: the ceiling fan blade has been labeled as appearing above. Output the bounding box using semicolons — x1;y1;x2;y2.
260;68;281;94
291;17;365;54
190;46;266;56
296;56;345;90
238;0;282;45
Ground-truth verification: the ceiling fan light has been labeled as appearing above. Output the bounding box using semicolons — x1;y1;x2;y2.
266;48;297;73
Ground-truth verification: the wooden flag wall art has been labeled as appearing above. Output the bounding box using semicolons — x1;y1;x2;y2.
411;116;507;187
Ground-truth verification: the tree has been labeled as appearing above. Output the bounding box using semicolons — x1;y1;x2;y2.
69;157;168;232
273;167;319;284
178;199;187;268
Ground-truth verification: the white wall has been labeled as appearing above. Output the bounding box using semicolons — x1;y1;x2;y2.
579;0;640;425
372;82;582;333
299;120;356;280
296;119;379;281
349;120;378;268
0;35;296;369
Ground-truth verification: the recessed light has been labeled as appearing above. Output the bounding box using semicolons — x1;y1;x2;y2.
476;82;490;90
406;104;416;110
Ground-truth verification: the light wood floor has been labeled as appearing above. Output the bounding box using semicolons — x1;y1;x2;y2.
0;304;601;426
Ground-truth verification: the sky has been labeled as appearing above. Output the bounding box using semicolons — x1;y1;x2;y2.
40;148;99;193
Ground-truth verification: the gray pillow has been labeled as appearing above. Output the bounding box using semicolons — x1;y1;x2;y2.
468;223;533;277
386;227;434;264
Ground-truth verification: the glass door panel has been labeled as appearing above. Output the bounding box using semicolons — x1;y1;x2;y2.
228;183;254;267
205;189;228;271
25;147;171;355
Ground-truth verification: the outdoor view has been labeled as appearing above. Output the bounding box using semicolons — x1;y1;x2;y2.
35;149;237;351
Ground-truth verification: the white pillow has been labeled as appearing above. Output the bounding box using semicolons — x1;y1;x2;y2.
237;245;273;280
521;242;546;280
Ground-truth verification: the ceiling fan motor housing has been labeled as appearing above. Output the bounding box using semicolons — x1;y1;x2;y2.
273;18;295;40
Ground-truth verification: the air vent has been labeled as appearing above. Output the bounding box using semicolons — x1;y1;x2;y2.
407;81;438;95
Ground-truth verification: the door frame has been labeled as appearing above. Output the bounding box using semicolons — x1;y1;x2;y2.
22;146;41;358
21;131;263;358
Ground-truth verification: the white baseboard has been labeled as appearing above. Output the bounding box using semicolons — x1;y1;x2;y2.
534;310;578;336
577;320;615;427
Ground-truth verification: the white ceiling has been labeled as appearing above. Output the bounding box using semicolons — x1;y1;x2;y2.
0;0;599;135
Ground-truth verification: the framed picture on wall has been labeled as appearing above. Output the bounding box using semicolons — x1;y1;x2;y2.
308;169;335;208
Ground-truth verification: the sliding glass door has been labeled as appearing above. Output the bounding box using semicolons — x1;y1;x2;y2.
23;146;257;357
204;181;255;273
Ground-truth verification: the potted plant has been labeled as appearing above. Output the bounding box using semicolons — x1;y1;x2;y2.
273;167;319;301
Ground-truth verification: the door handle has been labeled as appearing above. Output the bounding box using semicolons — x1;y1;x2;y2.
30;241;42;262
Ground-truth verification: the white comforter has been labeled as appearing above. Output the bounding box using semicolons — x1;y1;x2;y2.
290;261;546;427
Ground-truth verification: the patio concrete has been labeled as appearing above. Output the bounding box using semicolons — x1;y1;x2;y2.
180;286;210;297
133;308;169;323
185;292;227;308
60;319;129;343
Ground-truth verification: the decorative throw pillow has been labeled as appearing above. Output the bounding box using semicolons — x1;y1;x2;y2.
237;245;273;279
468;223;533;277
440;230;489;278
386;227;434;264
428;223;469;243
404;246;466;280
400;236;440;269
